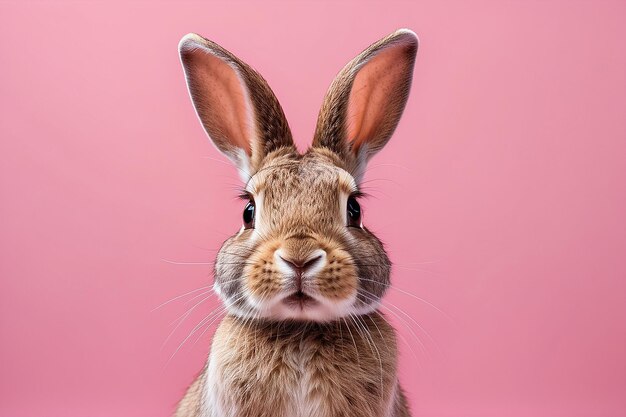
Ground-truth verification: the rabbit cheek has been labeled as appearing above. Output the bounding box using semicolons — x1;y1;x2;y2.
243;242;282;302
314;249;358;301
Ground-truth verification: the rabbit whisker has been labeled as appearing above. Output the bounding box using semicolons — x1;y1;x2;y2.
358;292;430;359
151;285;211;312
161;291;216;351
358;278;453;322
342;316;361;367
350;313;384;400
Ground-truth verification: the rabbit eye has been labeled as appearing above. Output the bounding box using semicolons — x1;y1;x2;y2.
347;196;361;227
243;200;255;229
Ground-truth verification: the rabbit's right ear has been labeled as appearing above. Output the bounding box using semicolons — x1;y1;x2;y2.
179;34;294;177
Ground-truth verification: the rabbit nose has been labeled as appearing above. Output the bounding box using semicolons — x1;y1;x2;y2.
275;249;326;289
279;254;322;274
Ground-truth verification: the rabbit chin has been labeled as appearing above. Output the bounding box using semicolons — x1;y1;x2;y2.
239;292;374;323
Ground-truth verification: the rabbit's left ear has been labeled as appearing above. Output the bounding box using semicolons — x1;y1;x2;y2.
312;29;418;180
179;34;294;178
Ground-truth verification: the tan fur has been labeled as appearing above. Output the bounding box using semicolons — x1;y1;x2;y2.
176;313;408;417
175;367;207;417
176;29;418;417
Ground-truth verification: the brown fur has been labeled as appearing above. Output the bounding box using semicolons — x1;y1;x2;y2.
176;313;408;417
175;366;207;416
176;29;418;417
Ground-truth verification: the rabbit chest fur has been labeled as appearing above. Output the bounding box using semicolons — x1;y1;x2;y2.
175;314;409;417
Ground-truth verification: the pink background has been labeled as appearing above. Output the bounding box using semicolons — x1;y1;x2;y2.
1;1;625;416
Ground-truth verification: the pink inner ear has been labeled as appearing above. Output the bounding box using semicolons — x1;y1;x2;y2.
346;44;412;154
185;47;253;155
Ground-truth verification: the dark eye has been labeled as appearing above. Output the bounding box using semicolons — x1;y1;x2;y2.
347;196;361;227
243;200;255;229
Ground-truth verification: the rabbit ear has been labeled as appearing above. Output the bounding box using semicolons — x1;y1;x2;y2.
179;34;294;177
312;29;418;180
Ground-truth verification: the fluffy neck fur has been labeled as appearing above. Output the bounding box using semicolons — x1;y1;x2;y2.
175;313;410;417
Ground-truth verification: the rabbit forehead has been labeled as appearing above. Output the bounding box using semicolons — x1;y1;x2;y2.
246;152;357;195
245;152;357;231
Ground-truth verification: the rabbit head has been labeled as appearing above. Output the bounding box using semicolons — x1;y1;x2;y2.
179;29;418;322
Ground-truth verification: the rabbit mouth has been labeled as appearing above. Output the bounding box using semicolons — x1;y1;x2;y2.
282;291;318;309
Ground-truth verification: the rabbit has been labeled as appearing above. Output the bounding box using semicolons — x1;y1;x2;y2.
175;28;418;417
